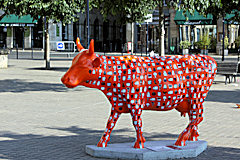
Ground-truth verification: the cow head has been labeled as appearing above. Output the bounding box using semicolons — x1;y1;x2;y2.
61;38;101;88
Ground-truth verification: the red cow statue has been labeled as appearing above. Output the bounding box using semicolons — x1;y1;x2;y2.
61;38;217;149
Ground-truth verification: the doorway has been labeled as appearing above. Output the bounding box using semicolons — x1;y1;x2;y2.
13;27;24;48
0;27;7;48
32;19;43;48
73;21;79;42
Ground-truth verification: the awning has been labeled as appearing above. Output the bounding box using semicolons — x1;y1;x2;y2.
174;10;213;25
225;11;240;24
0;14;37;26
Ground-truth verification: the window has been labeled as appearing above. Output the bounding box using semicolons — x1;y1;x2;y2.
62;24;68;40
56;24;60;37
112;20;116;40
186;26;189;41
197;28;200;41
103;21;109;41
179;27;182;41
84;19;86;39
137;25;141;41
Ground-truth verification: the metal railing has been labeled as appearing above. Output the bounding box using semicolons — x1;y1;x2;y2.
49;41;76;57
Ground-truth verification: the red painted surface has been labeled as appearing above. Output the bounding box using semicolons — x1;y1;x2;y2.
61;38;217;148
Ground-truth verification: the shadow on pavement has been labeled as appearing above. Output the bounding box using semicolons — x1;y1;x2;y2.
206;89;240;104
27;67;69;72
0;126;239;160
0;79;67;93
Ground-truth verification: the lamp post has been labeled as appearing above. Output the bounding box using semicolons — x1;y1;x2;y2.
146;22;148;56
222;15;225;61
86;0;90;46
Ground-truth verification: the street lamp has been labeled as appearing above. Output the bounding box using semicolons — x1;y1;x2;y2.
222;15;225;61
86;0;90;46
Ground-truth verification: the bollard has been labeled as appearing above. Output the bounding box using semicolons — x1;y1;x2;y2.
16;44;19;59
31;47;33;59
121;44;124;56
104;44;106;56
238;48;240;62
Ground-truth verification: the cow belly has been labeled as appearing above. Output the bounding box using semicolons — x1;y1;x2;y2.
143;78;187;111
143;92;187;111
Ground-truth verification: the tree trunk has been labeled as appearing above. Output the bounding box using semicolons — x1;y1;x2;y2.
131;22;134;55
158;0;165;56
44;17;50;69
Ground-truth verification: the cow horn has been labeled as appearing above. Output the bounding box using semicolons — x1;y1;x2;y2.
76;37;84;51
89;39;94;56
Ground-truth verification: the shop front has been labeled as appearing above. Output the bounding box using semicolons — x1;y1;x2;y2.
0;14;43;49
174;10;216;53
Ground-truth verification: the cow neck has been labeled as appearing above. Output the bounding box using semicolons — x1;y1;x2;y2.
80;55;110;90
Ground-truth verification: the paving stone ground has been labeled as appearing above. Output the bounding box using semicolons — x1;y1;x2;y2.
0;56;239;160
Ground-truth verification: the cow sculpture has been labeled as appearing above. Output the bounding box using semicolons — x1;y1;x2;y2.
61;38;217;149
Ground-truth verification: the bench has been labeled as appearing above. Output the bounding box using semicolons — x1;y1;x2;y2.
217;61;240;84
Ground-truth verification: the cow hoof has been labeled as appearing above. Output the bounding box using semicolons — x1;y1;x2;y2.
142;137;146;143
97;142;107;147
134;141;144;149
175;140;186;146
188;136;198;141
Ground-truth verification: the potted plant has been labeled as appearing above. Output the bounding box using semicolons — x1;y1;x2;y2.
180;40;191;55
0;48;10;69
194;33;211;55
222;36;229;56
234;36;240;49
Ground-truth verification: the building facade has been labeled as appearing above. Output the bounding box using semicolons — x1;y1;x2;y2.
135;7;240;54
0;8;239;54
0;9;130;52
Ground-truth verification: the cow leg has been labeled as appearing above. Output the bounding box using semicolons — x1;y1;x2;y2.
97;109;120;147
130;104;145;149
175;102;203;146
188;101;204;142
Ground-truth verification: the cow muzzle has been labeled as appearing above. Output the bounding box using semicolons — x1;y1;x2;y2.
61;75;79;88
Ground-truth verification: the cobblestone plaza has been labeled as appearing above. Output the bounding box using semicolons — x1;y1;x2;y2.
0;57;239;159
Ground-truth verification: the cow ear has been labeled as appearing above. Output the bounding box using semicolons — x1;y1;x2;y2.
76;37;84;51
89;39;94;56
92;57;101;68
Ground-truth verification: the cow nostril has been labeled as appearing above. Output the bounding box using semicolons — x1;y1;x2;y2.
61;76;70;83
67;77;70;82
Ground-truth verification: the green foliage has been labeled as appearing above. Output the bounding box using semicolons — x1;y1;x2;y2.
195;34;216;50
180;40;191;49
224;36;229;49
235;36;240;48
95;0;158;24
194;41;201;49
221;36;229;49
174;0;240;23
24;27;30;37
223;36;229;49
200;33;211;49
195;33;211;49
7;27;11;37
0;0;161;25
0;0;86;24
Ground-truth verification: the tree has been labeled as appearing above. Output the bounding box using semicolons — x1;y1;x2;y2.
94;0;158;55
0;0;86;69
173;0;240;23
95;0;157;23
